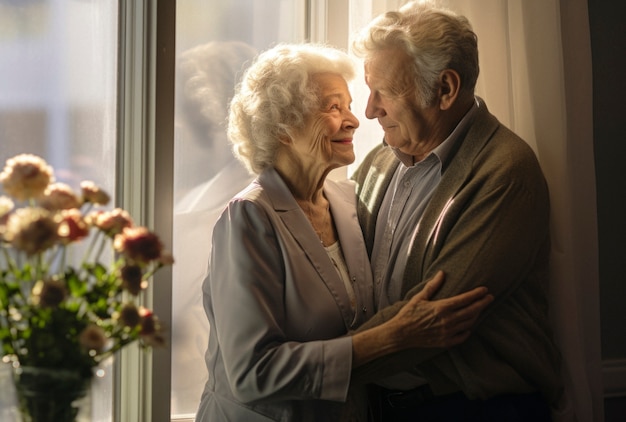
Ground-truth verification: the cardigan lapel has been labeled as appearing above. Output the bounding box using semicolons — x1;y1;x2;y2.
357;148;399;256
325;180;375;326
258;168;357;330
402;99;501;291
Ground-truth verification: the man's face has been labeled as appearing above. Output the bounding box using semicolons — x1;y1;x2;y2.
364;48;441;159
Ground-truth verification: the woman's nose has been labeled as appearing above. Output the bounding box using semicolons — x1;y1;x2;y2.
344;109;360;129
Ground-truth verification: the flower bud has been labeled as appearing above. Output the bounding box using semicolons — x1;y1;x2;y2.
80;181;110;206
32;279;67;308
38;182;81;211
79;324;108;352
119;304;141;327
120;265;143;295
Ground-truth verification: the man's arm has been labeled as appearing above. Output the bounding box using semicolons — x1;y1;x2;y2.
351;133;551;384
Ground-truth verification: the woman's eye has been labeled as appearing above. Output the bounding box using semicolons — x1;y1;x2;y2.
330;104;340;110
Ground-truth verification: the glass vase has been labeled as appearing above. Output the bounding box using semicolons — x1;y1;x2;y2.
12;366;91;422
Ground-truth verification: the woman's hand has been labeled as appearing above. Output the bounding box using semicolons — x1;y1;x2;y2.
390;271;493;349
351;271;493;368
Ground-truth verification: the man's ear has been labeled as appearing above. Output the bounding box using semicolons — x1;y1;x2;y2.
438;69;462;110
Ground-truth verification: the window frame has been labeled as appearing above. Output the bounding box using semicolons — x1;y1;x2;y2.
116;1;175;421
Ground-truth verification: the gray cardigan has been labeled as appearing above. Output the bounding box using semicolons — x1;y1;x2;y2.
196;168;374;422
351;98;563;405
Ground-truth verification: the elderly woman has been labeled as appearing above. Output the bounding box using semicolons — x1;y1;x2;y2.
195;43;492;421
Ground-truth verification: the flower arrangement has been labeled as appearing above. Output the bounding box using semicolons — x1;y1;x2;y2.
0;153;173;380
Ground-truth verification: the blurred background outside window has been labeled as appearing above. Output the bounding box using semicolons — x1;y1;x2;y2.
0;1;118;421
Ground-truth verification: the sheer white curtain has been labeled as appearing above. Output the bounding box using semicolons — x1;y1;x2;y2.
349;1;602;420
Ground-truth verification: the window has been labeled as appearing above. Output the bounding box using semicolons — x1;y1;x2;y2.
0;1;118;421
0;1;358;420
0;0;118;192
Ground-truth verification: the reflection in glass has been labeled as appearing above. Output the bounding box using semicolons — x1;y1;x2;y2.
172;1;306;418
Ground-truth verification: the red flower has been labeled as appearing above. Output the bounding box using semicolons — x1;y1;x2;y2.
58;209;90;244
114;227;163;265
139;309;166;347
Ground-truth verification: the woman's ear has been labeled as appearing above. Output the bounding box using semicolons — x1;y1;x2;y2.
278;133;293;145
438;69;462;110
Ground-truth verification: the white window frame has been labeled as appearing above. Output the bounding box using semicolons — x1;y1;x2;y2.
117;1;175;421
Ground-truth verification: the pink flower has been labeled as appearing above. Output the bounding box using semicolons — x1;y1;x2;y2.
79;324;108;352
4;207;59;255
58;209;90;243
38;182;81;211
91;208;133;237
80;181;110;206
114;227;163;265
0;154;54;201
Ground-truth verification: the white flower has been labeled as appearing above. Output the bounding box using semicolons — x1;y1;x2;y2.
0;154;54;201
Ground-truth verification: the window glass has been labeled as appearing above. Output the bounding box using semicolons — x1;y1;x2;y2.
0;1;118;421
0;0;118;191
172;1;307;418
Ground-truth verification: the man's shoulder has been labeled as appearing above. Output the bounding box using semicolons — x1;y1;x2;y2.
464;105;540;167
352;143;396;182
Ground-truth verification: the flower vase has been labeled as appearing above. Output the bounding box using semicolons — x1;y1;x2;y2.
12;366;91;422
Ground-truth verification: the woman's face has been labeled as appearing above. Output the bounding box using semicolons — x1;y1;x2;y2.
290;72;359;171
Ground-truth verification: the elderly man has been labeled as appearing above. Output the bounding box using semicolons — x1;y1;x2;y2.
350;2;564;421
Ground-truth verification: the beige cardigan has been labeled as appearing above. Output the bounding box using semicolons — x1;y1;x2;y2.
351;99;564;405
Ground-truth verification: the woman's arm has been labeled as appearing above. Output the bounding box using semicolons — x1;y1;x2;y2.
211;197;491;402
351;271;492;368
